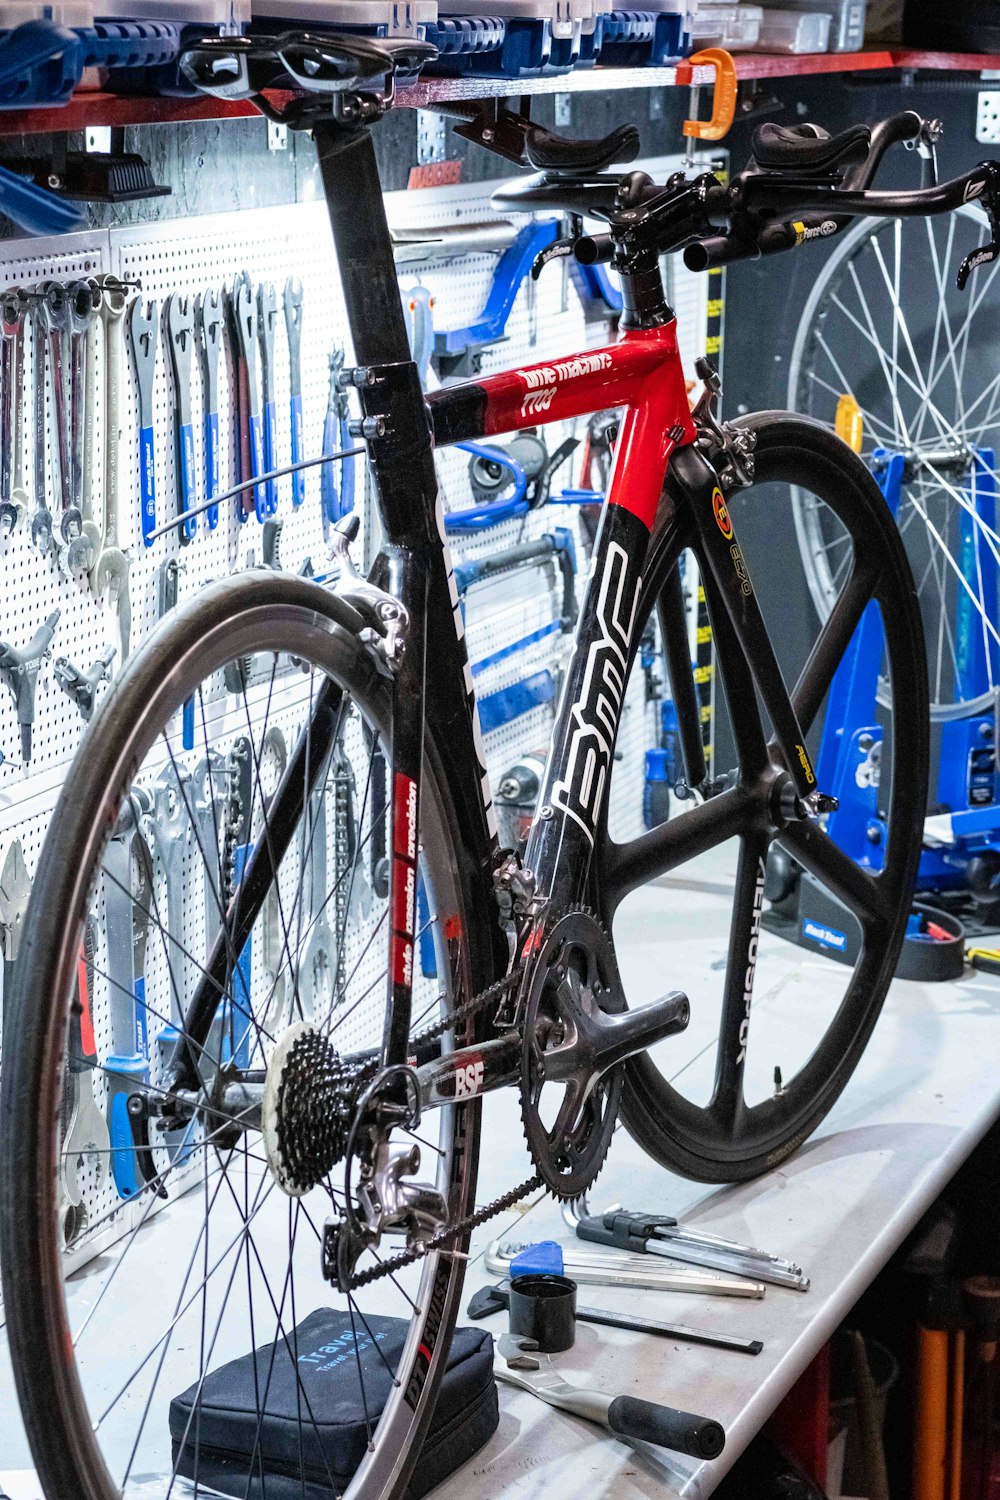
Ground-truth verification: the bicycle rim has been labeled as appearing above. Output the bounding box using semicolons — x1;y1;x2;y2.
788;208;1000;722
0;572;484;1500
598;415;928;1182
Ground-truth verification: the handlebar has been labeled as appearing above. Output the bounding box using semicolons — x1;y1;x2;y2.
678;111;999;287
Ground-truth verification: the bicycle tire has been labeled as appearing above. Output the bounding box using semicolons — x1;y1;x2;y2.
0;571;494;1500
605;414;928;1183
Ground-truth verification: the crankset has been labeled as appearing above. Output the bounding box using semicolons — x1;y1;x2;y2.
520;909;690;1197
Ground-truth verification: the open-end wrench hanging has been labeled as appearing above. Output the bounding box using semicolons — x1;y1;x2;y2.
39;282;75;566
0;287;27;540
103;791;156;1200
164;292;197;544
79;278;104;569
233;275;265;522
29;291;54;557
128;296;158;549
195;288;222;530
92;274;132;658
283;277;305;508
257;281;279;517
156;556;194;749
62;279;99;573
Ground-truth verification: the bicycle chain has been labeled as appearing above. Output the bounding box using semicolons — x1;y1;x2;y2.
345;962;535;1291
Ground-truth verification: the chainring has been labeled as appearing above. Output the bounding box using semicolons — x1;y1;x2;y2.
519;907;626;1198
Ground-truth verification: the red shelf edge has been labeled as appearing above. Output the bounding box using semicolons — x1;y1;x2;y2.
2;46;1000;137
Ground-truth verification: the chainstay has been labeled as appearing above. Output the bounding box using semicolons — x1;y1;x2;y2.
348;1172;543;1289
345;965;531;1289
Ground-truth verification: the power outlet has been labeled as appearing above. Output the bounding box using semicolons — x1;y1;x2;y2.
976;91;1000;144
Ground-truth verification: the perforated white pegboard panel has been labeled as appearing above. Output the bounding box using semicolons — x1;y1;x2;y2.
0;154;716;1297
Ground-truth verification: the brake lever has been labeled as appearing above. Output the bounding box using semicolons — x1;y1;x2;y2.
957;161;1000;290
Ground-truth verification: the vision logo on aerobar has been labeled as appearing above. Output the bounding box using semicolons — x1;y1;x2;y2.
550;540;641;844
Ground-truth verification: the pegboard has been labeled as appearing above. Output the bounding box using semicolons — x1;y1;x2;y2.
0;153;717;1296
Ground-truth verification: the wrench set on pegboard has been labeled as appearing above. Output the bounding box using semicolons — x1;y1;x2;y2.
0;172;711;1290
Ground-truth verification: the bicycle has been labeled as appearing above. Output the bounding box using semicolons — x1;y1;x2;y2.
3;35;997;1498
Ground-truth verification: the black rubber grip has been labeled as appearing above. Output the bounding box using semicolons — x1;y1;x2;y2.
574;234;614;266
523;122;640;172
606;1396;726;1459
683;235;761;272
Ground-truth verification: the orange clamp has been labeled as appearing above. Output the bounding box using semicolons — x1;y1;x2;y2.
677;48;737;143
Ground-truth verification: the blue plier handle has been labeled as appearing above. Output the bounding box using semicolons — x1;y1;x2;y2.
321;346;355;539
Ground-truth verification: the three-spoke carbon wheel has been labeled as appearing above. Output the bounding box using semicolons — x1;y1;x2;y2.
0;573;490;1500
598;415;928;1182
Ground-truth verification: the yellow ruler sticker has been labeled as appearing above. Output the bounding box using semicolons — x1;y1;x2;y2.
835;394;864;454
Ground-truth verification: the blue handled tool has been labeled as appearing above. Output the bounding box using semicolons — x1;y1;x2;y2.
283;277;305;507
321;345;355;537
164;293;197;544
444;441;528;531
195;288;222;529
128;297;158;548
257;282;279;516
103;794;154;1201
433;219;561;380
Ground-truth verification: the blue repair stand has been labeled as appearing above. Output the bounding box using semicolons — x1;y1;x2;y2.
768;445;1000;967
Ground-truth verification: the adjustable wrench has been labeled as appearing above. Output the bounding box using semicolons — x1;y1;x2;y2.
233;275;265;522
92;274;131;658
0;287;27;540
257;281;279;516
128;296;159;548
60;918;110;1246
0;837;30;1052
283;277;305;508
164;293;197;544
195;288;222;529
104;792;154;1200
61;279;98;573
29;293;54;556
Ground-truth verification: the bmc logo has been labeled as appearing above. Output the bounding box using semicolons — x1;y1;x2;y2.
454;1059;484;1099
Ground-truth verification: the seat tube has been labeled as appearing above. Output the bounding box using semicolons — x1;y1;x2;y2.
314;120;438;1067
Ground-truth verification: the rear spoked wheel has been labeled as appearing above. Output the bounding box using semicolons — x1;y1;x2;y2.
597;415;928;1182
0;573;488;1500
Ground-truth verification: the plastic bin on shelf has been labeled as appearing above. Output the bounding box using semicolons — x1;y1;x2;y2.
0;0;188;106
426;0;581;78
593;0;690;65
690;1;762;48
750;5;829;49
760;0;864;50
251;0;434;33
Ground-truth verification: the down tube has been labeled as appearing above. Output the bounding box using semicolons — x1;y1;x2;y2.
524;500;652;911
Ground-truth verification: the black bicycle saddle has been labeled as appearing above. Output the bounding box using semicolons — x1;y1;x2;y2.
180;30;438;99
751;121;871;173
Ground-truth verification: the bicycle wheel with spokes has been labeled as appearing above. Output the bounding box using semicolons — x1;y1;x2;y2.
598;414;928;1183
0;572;491;1500
789;209;1000;722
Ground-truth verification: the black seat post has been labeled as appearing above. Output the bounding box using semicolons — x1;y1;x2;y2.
313;121;413;369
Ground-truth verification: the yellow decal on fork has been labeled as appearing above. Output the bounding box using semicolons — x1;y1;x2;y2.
795;743;816;786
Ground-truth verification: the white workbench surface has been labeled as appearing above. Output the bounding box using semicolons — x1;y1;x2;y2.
434;915;1000;1500
1;869;998;1500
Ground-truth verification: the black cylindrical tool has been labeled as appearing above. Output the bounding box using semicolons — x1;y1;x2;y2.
509;1274;578;1353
